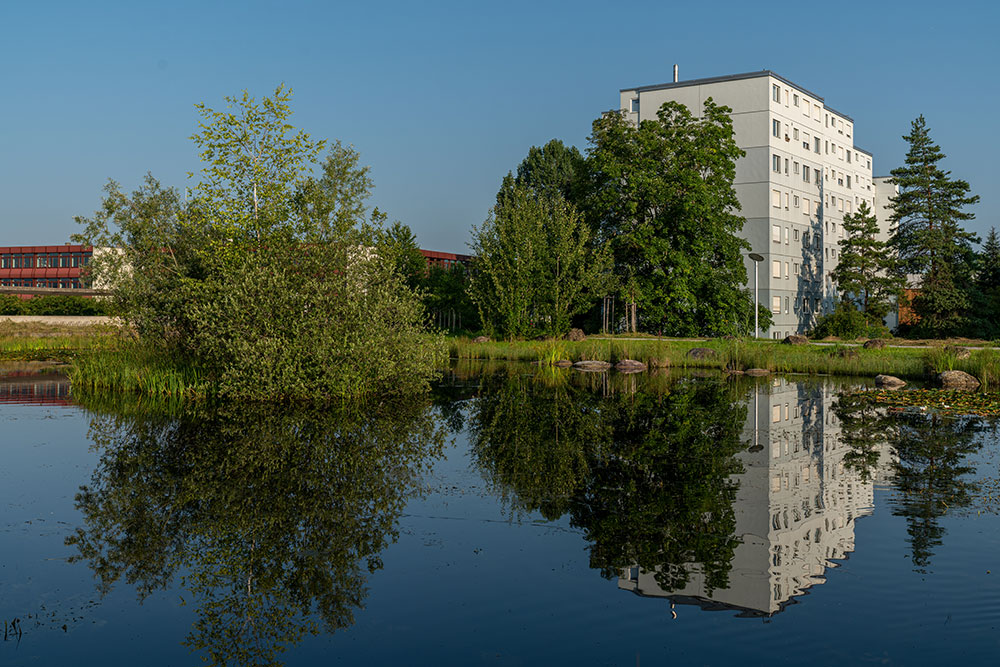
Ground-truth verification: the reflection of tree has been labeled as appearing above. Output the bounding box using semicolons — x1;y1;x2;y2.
572;382;746;594
66;399;443;666
832;392;890;481
890;412;982;571
469;368;605;520
468;371;746;594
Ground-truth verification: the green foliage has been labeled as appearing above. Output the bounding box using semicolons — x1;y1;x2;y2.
421;263;478;332
66;397;444;665
74;87;443;400
0;294;24;315
381;220;426;287
889;115;980;337
23;295;108;316
584;99;753;336
470;181;611;338
832;200;905;324
514;138;586;203
810;301;890;340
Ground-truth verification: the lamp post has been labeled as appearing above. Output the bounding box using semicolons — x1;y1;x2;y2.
748;252;764;339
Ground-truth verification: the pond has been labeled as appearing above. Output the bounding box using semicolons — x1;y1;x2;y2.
2;364;999;665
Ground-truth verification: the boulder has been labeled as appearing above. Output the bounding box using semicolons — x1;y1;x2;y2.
874;374;906;390
686;347;717;360
471;335;491;343
937;370;980;391
943;345;972;360
573;360;612;372
566;328;586;342
553;359;573;368
745;368;770;376
615;359;647;373
863;338;887;350
782;334;809;345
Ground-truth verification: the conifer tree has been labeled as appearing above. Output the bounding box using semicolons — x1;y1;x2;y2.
889;115;979;337
832;200;905;325
977;227;1000;292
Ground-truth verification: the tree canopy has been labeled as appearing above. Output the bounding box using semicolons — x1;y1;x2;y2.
831;200;905;324
584;99;756;336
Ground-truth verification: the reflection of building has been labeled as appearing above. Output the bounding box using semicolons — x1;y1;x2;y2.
619;378;893;615
0;372;72;406
619;71;895;336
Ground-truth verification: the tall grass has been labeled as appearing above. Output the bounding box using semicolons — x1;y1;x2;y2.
67;345;210;398
449;336;1000;384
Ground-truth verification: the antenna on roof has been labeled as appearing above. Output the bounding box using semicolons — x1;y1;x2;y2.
673;64;678;83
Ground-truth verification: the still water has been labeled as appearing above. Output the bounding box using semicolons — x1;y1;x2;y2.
2;365;999;665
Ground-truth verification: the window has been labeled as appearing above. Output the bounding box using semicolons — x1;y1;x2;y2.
793;128;799;140
815;170;821;185
772;296;781;313
814;136;821;153
773;119;780;137
785;262;789;278
773;154;781;172
773;84;781;102
0;256;7;269
772;224;781;242
785;296;790;313
846;175;851;189
794;229;800;241
784;158;789;175
630;98;639;113
773;260;781;278
793;162;800;175
838;198;844;212
803;165;811;182
772;190;781;208
804;198;811;215
793;194;799;207
846;150;852;163
794;262;800;274
784;227;789;244
813;103;820;120
838;119;844;134
784;192;790;209
803;232;810;246
793;93;799;106
825;140;829;154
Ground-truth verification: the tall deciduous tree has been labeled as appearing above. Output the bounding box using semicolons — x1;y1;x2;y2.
889;115;979;337
514;139;586;204
470;182;610;338
831;200;905;325
584;100;755;336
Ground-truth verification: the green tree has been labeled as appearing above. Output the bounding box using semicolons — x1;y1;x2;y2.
584;100;755;336
978;227;1000;291
514;139;586;204
470;181;610;338
889;115;980;337
75;87;444;400
381;220;427;287
831;200;905;325
421;263;478;332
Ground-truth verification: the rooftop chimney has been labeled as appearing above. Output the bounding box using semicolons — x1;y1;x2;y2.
673;64;678;83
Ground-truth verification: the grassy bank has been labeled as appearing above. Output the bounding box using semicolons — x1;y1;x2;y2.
449;337;1000;390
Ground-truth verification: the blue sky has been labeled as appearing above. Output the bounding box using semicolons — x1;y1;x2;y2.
2;0;997;252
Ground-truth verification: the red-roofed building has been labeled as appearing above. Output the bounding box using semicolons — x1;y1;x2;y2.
0;244;94;293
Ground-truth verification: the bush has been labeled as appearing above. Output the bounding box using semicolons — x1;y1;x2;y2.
809;302;890;340
22;295;108;316
0;295;25;315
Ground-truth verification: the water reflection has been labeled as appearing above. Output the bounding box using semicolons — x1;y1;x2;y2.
0;368;72;406
463;368;986;617
65;397;444;665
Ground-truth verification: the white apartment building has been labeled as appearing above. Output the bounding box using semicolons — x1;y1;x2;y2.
619;70;894;337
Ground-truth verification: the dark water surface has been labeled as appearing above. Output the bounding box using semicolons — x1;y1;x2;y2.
2;366;999;665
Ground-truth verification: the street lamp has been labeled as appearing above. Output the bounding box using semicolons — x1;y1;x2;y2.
748;252;764;339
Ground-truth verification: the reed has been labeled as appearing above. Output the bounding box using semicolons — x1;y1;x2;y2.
67;345;210;398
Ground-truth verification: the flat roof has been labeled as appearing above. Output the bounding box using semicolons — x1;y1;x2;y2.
853;145;873;157
621;70;854;122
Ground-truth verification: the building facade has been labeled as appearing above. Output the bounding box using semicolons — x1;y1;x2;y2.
0;244;94;292
619;71;894;337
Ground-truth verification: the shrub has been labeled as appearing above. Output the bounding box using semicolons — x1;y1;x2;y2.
23;295;108;316
0;295;25;315
810;302;889;340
